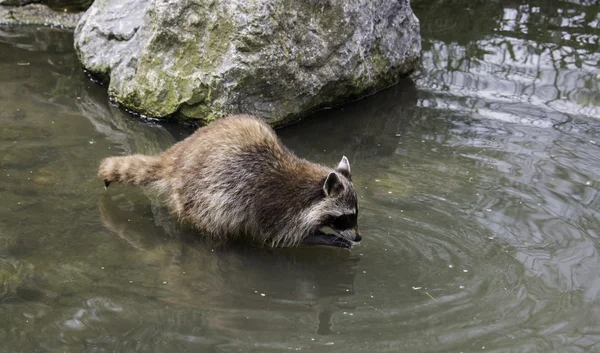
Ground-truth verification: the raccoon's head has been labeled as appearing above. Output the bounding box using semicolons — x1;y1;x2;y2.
315;156;361;243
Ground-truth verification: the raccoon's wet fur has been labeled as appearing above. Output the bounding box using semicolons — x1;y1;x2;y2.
99;115;361;248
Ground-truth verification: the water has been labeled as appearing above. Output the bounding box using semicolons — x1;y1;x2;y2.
1;0;599;351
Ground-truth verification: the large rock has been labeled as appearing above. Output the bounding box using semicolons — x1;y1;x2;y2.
74;0;421;126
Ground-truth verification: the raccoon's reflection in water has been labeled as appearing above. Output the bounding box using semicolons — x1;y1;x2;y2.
99;190;360;337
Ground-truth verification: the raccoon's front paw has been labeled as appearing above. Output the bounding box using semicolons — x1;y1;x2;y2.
302;230;355;249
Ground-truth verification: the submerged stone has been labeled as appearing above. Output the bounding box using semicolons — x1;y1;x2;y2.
74;0;421;126
0;0;91;10
0;3;83;28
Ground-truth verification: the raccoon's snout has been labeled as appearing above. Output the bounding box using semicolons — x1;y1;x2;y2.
339;229;362;242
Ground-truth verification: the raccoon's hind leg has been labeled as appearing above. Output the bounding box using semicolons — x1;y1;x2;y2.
99;154;163;188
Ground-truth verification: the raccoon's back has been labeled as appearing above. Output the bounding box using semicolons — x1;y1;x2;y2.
166;115;286;165
161;115;298;239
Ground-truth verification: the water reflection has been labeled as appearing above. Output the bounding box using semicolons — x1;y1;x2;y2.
77;80;176;155
279;78;418;163
415;0;600;125
97;191;359;333
410;0;600;350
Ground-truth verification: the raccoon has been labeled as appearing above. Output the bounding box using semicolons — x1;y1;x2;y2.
99;114;361;248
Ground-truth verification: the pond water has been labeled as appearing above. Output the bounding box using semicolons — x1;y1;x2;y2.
1;1;599;352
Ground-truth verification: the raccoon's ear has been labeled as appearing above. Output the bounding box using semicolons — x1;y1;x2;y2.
323;172;343;197
335;156;351;179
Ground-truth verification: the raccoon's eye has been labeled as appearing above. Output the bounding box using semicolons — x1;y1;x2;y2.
332;214;357;230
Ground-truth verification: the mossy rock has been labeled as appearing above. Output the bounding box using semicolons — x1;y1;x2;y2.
74;0;422;126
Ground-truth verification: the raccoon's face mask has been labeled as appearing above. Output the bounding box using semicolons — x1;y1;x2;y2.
322;156;361;243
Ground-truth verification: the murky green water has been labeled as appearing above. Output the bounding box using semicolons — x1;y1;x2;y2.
1;1;600;351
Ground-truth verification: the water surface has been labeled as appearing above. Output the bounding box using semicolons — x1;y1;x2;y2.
1;1;600;351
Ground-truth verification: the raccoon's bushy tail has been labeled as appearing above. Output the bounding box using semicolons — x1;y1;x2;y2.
99;154;163;188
